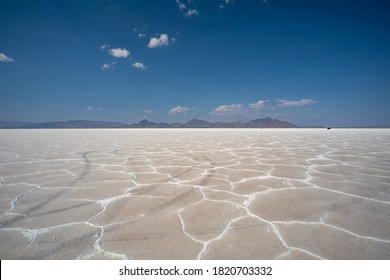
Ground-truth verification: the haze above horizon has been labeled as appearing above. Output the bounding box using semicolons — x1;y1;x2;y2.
1;0;389;127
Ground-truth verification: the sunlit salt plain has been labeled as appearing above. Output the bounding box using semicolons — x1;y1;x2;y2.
0;128;389;259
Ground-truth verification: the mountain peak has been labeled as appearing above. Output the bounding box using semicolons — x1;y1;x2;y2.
247;117;297;128
184;119;212;128
138;119;152;125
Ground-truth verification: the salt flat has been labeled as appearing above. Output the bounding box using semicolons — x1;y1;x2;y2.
0;128;389;259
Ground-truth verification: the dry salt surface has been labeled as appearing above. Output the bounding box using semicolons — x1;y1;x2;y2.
0;128;389;260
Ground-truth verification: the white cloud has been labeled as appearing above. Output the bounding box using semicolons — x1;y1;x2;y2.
210;104;243;115
0;53;14;62
109;48;130;58
131;62;147;70
138;33;147;37
277;99;315;107
86;106;102;111
101;64;110;70
99;44;109;50
147;34;170;48
176;0;199;17
185;9;199;17
248;100;266;110
101;62;116;70
143;109;153;114
176;0;186;10
169;106;191;115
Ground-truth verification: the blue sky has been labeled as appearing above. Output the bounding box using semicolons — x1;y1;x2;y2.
1;0;389;126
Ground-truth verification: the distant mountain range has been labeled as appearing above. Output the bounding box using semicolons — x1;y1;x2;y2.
0;117;298;129
129;117;298;128
1;118;389;129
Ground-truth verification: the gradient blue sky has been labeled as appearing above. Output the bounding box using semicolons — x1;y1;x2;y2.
1;0;389;126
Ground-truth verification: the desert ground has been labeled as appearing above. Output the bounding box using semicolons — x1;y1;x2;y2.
0;128;389;259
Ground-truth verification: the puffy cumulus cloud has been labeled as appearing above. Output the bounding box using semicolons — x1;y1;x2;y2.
210;104;243;115
101;62;116;70
147;34;170;48
109;48;130;58
0;53;14;62
169;106;192;115
277;99;315;107
248;100;266;110
131;62;147;70
143;109;153;114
